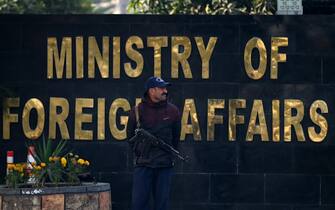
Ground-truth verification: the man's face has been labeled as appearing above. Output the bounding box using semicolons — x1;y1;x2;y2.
149;87;168;102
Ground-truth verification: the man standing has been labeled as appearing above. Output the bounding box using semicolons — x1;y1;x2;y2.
127;76;181;210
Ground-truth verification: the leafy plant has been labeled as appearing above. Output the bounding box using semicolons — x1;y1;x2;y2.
27;136;68;186
32;136;68;164
127;0;276;15
249;0;275;15
66;153;90;183
204;0;246;15
25;136;90;187
6;136;91;188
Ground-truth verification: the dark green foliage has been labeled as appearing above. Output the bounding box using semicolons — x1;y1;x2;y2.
128;0;276;15
0;0;92;14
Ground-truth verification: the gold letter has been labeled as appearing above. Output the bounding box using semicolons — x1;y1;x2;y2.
207;99;224;141
246;100;269;141
195;37;217;79
88;36;109;78
229;99;246;141
271;37;288;79
22;98;45;139
49;97;70;140
171;36;192;79
3;98;19;139
308;100;328;142
75;98;93;140
98;98;105;140
180;99;201;141
284;99;305;142
147;36;168;78
113;37;121;78
76;36;84;78
135;98;142;106
272;100;280;142
47;37;72;79
244;37;267;80
124;36;144;78
109;98;130;140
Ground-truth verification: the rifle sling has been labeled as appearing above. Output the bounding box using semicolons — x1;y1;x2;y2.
135;105;140;129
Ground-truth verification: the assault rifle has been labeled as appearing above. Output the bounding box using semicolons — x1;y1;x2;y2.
129;128;189;162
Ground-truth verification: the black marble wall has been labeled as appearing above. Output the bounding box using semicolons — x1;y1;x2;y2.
303;0;335;14
1;15;335;210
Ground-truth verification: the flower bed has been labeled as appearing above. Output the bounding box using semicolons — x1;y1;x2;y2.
2;137;111;209
6;137;91;188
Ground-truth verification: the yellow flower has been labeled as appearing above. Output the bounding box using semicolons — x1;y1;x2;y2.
40;162;46;167
84;160;90;166
48;157;53;162
77;159;85;165
61;157;67;167
7;163;15;170
35;166;42;170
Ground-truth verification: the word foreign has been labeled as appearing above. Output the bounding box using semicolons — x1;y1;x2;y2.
2;97;327;143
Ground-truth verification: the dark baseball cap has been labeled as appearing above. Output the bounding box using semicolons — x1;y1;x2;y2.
144;76;171;93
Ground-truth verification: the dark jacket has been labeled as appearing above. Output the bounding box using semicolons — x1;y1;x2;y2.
127;97;181;168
